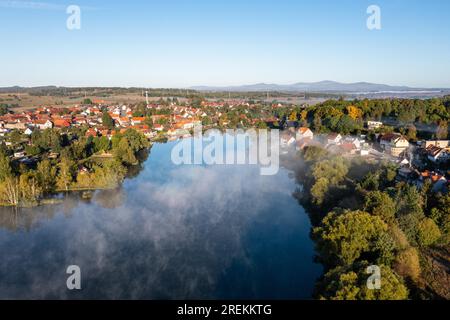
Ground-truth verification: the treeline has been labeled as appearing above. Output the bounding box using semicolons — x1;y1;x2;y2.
285;97;450;138
0;128;150;207
16;85;339;100
294;146;449;299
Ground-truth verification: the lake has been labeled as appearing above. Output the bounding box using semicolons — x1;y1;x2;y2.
0;139;322;299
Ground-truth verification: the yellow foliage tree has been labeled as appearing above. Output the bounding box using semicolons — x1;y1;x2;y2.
346;105;363;120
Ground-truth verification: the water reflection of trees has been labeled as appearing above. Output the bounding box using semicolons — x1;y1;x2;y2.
0;204;59;232
94;188;126;209
126;148;150;179
0;148;150;232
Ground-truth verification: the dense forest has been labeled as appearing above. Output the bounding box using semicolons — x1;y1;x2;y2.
0;128;149;207
292;146;449;299
283;97;450;138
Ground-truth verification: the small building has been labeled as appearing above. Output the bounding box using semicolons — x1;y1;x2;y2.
424;140;450;149
13;151;26;159
296;127;314;141
380;133;409;157
327;133;342;145
24;127;34;135
426;145;450;163
280;132;296;148
367;121;383;130
32;119;53;130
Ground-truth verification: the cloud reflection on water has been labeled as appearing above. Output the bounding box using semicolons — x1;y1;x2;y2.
0;142;320;299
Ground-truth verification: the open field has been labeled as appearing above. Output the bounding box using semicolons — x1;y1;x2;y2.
0;90;325;112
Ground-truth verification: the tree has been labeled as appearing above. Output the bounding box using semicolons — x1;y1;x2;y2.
406;124;417;141
0;152;13;182
93;136;111;153
19;171;42;204
9;130;24;145
123;129;149;152
82;98;93;105
396;184;425;244
102;111;115;129
56;156;75;191
436;121;448;139
93;159;127;188
311;177;329;205
312;157;349;186
394;247;421;282
346;105;363;120
360;172;380;191
313;210;387;265
113;138;137;165
374;232;397;265
37;159;57;194
302;146;328;162
0;176;19;206
318;263;409;300
417;218;441;246
25;145;41;157
364;191;396;223
32;129;63;151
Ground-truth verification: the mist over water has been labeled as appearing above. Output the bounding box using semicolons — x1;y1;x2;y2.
0;140;321;299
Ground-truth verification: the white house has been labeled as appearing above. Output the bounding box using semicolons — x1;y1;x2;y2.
296;127;314;141
367;121;383;130
380;133;409;157
32;119;53;130
24;127;34;135
327;133;342;145
280;132;296;148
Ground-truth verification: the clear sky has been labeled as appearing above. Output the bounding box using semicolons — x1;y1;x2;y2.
0;0;449;88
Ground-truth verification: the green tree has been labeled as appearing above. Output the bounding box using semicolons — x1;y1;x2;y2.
417;218;441;246
102;111;115;129
0;152;13;182
56;156;75;191
318;263;408;300
37;159;57;194
93;136;111;153
364;191;396;223
114;138;137;165
312;157;349;185
313;210;387;265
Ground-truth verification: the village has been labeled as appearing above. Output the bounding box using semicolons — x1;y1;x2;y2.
0;98;448;194
281;121;449;193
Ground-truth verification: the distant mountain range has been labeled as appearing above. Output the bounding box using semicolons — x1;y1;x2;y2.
190;81;447;93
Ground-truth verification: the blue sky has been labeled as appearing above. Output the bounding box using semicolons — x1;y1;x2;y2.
0;0;449;88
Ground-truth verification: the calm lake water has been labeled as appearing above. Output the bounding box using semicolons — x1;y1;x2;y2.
0;139;322;299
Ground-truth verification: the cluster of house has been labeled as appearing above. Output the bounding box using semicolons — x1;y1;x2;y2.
280;127;370;157
278;121;448;192
0;104;209;142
